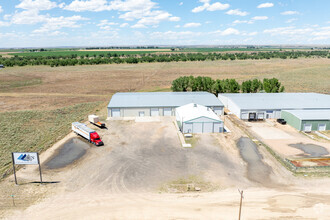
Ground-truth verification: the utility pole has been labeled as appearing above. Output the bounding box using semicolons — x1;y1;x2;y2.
238;189;244;220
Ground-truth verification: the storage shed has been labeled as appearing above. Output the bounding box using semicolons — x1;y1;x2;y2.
218;93;330;120
176;103;224;133
108;92;224;117
281;110;330;132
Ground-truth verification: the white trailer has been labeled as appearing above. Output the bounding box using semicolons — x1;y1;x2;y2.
72;122;103;146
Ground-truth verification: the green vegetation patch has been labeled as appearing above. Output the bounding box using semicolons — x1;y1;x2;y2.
159;175;217;193
0;102;103;179
12;50;159;57
0;78;42;91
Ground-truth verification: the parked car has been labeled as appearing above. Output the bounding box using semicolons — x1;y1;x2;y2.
277;118;287;125
0;64;5;69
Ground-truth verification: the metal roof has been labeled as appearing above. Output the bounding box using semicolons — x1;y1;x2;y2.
176;103;222;122
283;110;330;120
108;92;224;108
218;93;330;110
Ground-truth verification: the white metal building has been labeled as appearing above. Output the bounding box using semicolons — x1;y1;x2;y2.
218;93;330;120
176;103;224;133
108;92;224;117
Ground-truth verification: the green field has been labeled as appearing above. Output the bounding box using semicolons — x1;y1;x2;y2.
11;50;161;57
0;102;104;179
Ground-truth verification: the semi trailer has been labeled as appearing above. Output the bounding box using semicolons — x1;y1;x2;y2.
72;122;103;146
88;115;106;128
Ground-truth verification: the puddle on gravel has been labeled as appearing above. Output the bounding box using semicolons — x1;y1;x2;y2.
45;138;91;169
237;137;272;185
288;143;329;157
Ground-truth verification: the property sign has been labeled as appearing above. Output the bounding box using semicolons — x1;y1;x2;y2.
12;152;39;165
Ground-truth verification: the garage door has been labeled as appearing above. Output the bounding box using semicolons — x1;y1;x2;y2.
213;107;222;115
193;123;203;133
164;108;172;116
183;123;193;133
257;113;264;120
318;124;326;131
213;123;222;133
303;124;312;132
111;109;120;117
241;112;248;120
203;123;213;133
151;108;159;116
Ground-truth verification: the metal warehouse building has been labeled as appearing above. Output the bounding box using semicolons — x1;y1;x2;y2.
176;103;224;133
218;93;330;120
281;110;330;132
108;92;224;117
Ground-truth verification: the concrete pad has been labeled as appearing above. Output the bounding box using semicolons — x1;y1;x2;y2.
251;126;294;140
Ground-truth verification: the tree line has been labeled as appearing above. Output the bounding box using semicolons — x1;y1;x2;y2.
171;76;285;94
0;50;329;67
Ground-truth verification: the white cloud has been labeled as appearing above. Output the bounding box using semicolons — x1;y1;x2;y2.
192;0;229;13
120;23;129;27
257;3;274;8
131;23;147;28
11;10;48;24
264;26;313;36
97;19;119;30
0;6;3;13
0;21;10;27
221;27;240;35
226;9;249;16
281;11;299;15
212;28;240;35
252;16;268;20
179;2;183;6
16;0;57;11
64;0;110;12
233;20;253;24
33;15;88;33
183;22;201;28
175;25;180;28
286;18;297;23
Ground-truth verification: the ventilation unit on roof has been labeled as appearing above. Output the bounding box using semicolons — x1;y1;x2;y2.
193;104;197;107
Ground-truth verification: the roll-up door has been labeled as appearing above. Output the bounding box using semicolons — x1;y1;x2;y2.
111;109;120;117
183;123;193;133
318;124;326;131
203;123;213;133
257;113;264;120
241;112;248;120
150;108;159;116
213;107;222;115
164;108;172;116
193;123;203;133
303;124;312;132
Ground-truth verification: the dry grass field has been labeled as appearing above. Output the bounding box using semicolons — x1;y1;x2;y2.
0;58;329;112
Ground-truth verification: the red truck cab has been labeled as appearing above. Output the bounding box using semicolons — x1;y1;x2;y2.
90;132;104;146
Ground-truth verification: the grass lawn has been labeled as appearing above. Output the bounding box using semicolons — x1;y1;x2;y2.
0;101;104;179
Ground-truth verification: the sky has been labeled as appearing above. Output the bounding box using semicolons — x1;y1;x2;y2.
0;0;329;47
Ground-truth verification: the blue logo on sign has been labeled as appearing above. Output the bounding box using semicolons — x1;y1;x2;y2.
17;154;34;161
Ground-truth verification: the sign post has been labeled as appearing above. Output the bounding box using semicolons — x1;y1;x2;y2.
11;152;42;185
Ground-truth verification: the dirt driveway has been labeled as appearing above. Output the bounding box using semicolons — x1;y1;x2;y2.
2;117;330;219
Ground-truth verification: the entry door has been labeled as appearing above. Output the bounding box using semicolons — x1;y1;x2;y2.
139;111;145;117
111;109;120;117
303;124;312;132
213;123;222;133
318;124;326;131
